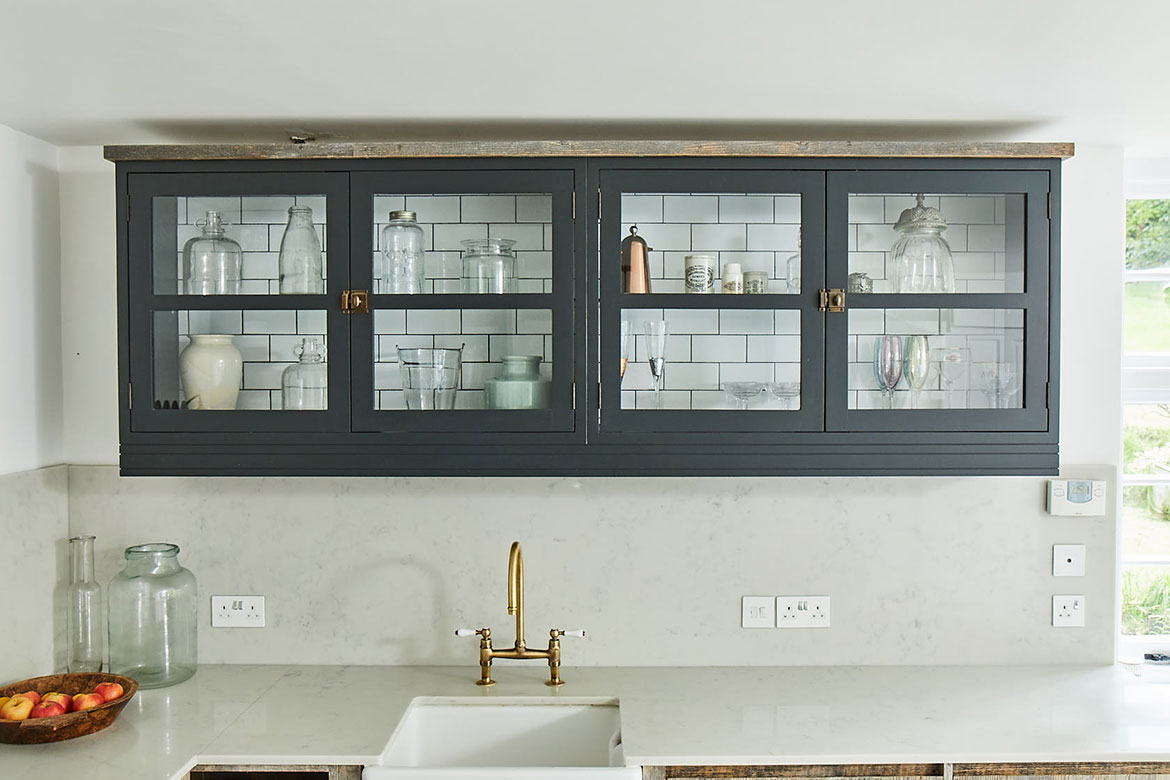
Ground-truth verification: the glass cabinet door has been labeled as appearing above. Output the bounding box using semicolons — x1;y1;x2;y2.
825;170;1051;432
596;169;826;435
349;169;578;434
125;172;350;433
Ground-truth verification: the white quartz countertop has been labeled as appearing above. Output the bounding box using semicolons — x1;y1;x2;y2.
3;664;1170;780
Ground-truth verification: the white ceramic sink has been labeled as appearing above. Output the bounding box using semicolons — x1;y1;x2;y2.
362;698;641;780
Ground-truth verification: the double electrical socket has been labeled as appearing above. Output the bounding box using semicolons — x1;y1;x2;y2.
211;595;266;628
742;596;830;628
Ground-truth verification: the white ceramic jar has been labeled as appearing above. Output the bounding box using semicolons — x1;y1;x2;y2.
179;334;242;410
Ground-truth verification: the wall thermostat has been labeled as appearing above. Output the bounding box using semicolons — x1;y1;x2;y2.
1046;480;1106;516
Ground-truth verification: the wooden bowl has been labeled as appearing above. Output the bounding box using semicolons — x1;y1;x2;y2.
0;672;138;744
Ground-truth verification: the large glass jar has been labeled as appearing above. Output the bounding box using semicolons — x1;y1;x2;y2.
379;210;426;293
183;211;242;295
281;337;327;410
484;355;551;409
891;194;955;294
278;206;324;294
107;543;197;688
462;238;517;294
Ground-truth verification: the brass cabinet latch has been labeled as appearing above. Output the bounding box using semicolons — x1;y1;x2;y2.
341;290;369;314
818;288;846;313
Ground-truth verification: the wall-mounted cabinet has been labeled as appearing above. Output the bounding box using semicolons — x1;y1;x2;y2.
107;142;1069;476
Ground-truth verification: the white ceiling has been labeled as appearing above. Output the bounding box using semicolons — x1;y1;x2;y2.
2;0;1167;151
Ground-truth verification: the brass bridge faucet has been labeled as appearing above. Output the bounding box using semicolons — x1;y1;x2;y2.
456;541;584;686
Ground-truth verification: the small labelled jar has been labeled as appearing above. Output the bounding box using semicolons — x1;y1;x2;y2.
743;271;769;294
484;355;551;410
722;263;744;294
684;254;716;294
107;543;197;689
462;238;517;294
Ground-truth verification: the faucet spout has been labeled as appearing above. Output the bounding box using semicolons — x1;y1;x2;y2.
507;541;524;649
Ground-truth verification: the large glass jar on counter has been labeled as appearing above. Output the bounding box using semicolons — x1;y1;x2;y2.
183;211;242;295
462;238;517;294
107;543;197;688
379;210;426;293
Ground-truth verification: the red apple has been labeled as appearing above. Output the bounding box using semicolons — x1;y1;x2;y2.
42;692;72;712
93;682;124;702
17;691;41;705
71;693;104;712
29;700;66;719
0;695;34;721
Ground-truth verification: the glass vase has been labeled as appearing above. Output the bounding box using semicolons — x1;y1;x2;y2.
107;543;197;688
462;238;517;294
67;535;103;673
278;206;324;294
183;211;242;295
379;210;426;293
281;337;328;410
484;355;551;409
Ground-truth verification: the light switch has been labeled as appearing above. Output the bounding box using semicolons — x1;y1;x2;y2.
741;596;775;628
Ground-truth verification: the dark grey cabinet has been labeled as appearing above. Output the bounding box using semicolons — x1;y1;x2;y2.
111;149;1062;476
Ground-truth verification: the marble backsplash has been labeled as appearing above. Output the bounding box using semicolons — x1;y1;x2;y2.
1;465;69;681
65;465;1116;668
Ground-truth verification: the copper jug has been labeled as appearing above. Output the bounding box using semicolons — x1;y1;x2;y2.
621;226;652;294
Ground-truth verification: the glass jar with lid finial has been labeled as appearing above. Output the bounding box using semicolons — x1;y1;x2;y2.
891;194;956;294
379;210;426;293
281;337;328;410
183;210;242;295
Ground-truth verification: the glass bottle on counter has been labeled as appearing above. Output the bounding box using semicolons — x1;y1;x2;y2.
278;206;324;294
67;535;103;673
183;211;242;295
281;337;328;410
107;543;197;689
379;210;426;293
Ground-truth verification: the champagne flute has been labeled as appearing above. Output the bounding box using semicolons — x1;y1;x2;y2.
644;320;669;408
873;335;903;409
904;335;930;409
620;320;631;379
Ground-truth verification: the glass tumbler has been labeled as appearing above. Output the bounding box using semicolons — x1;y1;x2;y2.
67;535;103;673
397;346;464;409
107;543;198;689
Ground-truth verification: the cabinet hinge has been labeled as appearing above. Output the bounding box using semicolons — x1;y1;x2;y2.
597;382;602;410
818;288;846;313
597;189;601;221
572;381;576;410
341;289;370;314
1047;192;1052;220
128;382;132;410
1045;381;1050;409
571;191;576;220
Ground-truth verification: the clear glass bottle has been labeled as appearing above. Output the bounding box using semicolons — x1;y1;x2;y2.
107;543;197;689
278;206;324;294
183;211;242;295
379;210;426;293
67;535;103;673
891;194;956;294
462;238;517;294
281;337;328;410
786;228;801;294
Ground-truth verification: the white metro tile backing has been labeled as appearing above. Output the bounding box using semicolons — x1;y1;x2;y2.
170;195;328;294
373;194;554;293
620;308;800;410
373;309;553;410
620;193;802;294
171;309;327;410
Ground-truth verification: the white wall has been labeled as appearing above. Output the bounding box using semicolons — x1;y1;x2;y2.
51;144;1125;666
0;124;62;474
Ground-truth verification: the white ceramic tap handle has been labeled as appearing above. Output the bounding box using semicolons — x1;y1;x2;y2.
560;629;586;638
455;628;478;637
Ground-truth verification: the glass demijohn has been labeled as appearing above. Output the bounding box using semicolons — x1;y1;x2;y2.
278;206;324;294
67;535;103;673
379;210;426;294
107;543;197;689
891;195;955;294
183;211;242;295
281;337;327;410
462;238;517;294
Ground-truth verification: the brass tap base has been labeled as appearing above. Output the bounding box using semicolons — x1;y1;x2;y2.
476;679;495;687
545;679;564;687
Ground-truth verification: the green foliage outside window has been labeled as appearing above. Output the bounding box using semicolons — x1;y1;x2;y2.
1127;199;1170;270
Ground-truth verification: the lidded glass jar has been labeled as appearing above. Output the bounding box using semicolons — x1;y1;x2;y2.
462;238;517;294
281;337;328;410
183;211;242;295
484;355;551;409
379;210;426;294
278;206;324;294
891;194;955;294
107;543;197;689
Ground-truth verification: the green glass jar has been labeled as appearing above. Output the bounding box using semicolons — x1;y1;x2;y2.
484;355;551;410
